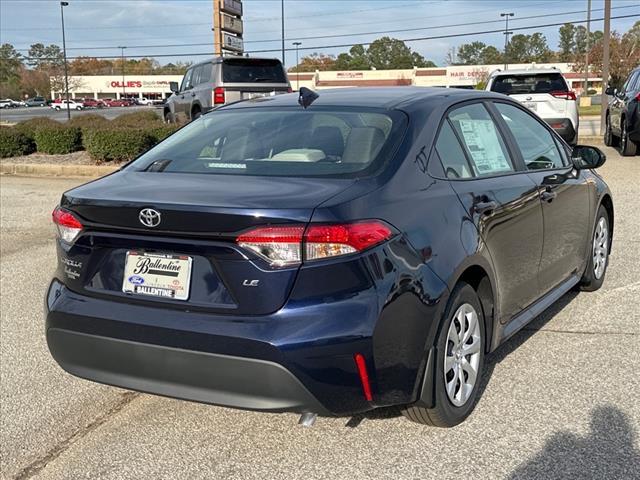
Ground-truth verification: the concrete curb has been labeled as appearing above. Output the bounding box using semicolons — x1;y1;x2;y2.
0;163;118;178
579;136;604;145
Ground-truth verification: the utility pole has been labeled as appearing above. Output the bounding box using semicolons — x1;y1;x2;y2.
60;1;70;120
292;41;301;90
118;46;126;99
281;0;285;65
584;0;591;97
600;0;611;135
500;12;514;70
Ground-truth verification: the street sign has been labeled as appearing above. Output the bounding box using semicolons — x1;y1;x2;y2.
222;33;243;53
221;0;242;16
222;14;243;35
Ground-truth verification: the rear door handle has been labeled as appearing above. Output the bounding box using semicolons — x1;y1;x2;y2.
474;200;498;215
540;190;557;202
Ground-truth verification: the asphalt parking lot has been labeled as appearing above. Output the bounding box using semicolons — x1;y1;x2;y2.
0;105;162;123
1;146;638;480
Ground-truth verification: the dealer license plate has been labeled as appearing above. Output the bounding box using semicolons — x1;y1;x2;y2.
122;252;192;300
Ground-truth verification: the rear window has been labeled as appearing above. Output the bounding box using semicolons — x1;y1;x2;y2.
222;59;288;84
490;73;568;95
128;107;406;178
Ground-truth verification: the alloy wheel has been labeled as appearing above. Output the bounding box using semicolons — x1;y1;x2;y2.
593;217;608;280
444;303;482;407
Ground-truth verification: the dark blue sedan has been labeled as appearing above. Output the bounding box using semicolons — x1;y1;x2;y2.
46;87;613;427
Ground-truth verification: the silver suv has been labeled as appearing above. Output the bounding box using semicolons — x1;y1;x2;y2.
165;57;291;123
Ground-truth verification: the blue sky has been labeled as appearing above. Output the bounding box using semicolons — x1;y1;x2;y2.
1;0;639;67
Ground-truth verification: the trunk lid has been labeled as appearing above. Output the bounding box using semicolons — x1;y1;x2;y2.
509;92;568;118
60;171;356;315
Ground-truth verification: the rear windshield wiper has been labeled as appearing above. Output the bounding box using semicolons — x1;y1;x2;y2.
252;77;278;82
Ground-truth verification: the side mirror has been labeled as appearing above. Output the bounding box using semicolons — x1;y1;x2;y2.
169;81;179;93
604;85;616;96
572;145;606;170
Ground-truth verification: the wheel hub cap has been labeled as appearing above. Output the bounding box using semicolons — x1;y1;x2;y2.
444;303;481;407
593;217;608;280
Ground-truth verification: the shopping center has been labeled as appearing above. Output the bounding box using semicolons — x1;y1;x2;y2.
51;62;600;100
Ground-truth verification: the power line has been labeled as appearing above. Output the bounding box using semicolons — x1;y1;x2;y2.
21;13;640;61
13;4;639;53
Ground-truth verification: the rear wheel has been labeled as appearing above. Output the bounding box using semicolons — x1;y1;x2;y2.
579;205;610;291
402;283;485;427
191;108;201;120
164;110;174;124
619;119;638;156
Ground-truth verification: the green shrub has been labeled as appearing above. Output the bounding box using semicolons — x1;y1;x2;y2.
146;124;180;144
14;117;60;139
84;127;154;162
115;110;162;125
34;125;82;154
69;114;110;147
0;128;36;158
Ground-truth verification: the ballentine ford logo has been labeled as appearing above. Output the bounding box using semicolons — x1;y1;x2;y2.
133;257;181;277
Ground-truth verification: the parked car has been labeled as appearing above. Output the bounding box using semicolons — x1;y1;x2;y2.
486;68;579;145
0;98;20;108
604;65;640;156
82;98;105;108
104;98;131;107
51;100;83;111
46;87;613;427
25;96;47;107
136;97;155;106
164;56;291;123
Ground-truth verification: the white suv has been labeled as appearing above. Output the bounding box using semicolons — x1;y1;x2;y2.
486;68;579;145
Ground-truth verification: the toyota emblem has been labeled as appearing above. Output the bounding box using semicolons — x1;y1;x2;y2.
139;208;161;228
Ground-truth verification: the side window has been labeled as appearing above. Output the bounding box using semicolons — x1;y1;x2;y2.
495;103;567;170
181;69;194;91
200;63;213;85
628;71;640;92
435;121;473;179
448;103;515;177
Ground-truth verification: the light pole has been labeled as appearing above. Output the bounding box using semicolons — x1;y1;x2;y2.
600;0;611;135
60;1;70;120
584;0;592;96
118;46;126;99
292;41;301;90
281;0;285;66
500;12;514;70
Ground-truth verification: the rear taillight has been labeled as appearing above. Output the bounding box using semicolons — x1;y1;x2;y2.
236;221;394;267
635;92;640;101
52;206;83;244
551;90;576;101
213;87;225;104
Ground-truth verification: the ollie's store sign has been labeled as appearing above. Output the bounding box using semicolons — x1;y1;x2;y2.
109;80;143;89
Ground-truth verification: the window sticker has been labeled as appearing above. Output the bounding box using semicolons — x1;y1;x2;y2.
457;119;511;174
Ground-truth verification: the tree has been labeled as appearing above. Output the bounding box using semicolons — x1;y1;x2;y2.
329;38;436;70
70;57;114;75
333;44;370;70
575;23;640;89
558;23;576;61
27;43;63;70
505;33;553;63
290;53;336;72
0;43;23;98
480;46;503;64
457;41;487;65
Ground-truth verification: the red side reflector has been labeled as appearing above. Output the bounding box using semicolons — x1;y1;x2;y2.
354;353;373;401
214;87;225;104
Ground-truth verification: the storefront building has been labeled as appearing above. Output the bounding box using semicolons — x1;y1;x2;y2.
50;75;183;100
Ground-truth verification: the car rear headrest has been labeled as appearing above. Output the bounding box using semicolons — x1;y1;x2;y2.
342;127;386;164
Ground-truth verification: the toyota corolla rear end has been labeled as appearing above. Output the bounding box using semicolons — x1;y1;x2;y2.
45;97;440;417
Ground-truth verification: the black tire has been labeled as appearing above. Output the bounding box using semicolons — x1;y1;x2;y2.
191;108;201;120
604;114;617;147
401;283;485;427
164;110;174;124
619;119;638;156
579;205;611;292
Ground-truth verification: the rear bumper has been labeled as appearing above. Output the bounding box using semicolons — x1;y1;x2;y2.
546;117;577;144
47;327;328;414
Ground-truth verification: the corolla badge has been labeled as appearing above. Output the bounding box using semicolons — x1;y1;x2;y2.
128;275;145;285
139;208;161;228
